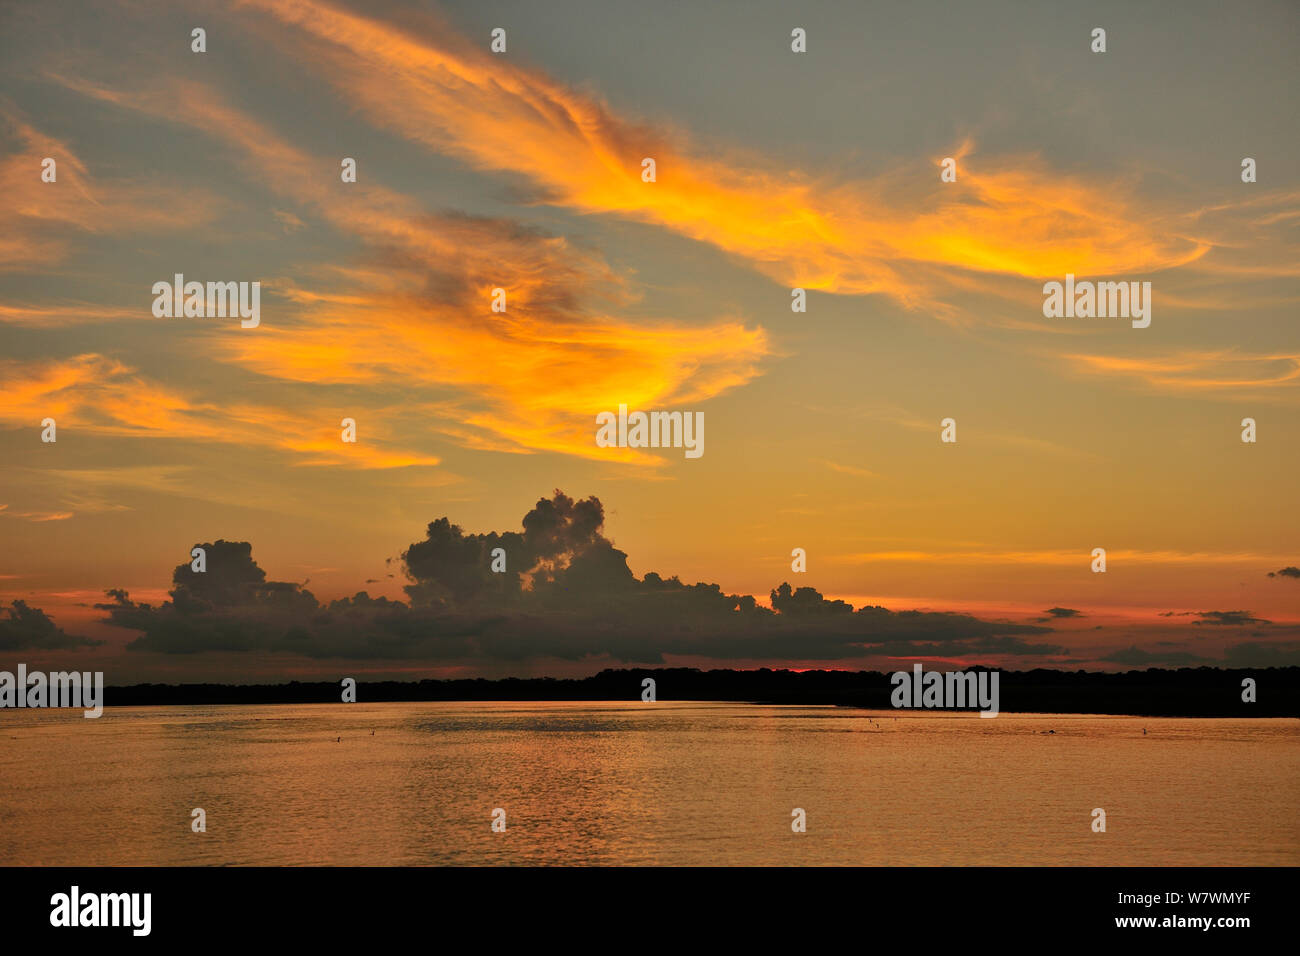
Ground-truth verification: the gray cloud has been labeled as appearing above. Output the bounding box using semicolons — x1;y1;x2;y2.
1194;611;1270;627
0;600;102;651
1223;641;1300;667
97;491;1062;663
1101;646;1212;666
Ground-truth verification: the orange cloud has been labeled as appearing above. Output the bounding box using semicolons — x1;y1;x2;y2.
0;510;74;522
0;354;439;469
0;302;145;326
0;102;222;271
235;0;1215;309
51;73;770;462
1063;350;1300;396
832;549;1293;566
218;221;767;462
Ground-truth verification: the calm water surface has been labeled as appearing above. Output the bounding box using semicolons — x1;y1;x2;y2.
1;702;1296;865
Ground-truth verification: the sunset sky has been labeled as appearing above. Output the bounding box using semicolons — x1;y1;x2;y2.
1;0;1297;682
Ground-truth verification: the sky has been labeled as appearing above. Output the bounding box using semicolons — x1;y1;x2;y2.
1;0;1297;682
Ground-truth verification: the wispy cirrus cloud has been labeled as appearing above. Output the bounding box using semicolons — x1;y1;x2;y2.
0;354;439;469
821;460;878;478
0;301;146;326
831;548;1294;567
48;71;770;463
1;510;74;522
0;100;222;271
230;0;1257;316
1062;349;1300;398
0;502;74;523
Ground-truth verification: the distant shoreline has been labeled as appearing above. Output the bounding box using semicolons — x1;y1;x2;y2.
76;666;1300;717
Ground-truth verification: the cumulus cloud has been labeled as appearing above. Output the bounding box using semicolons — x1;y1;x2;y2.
0;600;102;650
95;491;1062;664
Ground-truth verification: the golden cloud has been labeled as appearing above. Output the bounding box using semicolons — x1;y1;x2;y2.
0;354;438;469
237;0;1218;310
51;73;770;462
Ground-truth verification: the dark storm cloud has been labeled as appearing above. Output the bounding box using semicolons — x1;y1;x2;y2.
94;491;1061;663
0;600;103;651
1267;567;1300;579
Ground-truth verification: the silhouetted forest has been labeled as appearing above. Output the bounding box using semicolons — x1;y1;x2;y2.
99;666;1298;716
